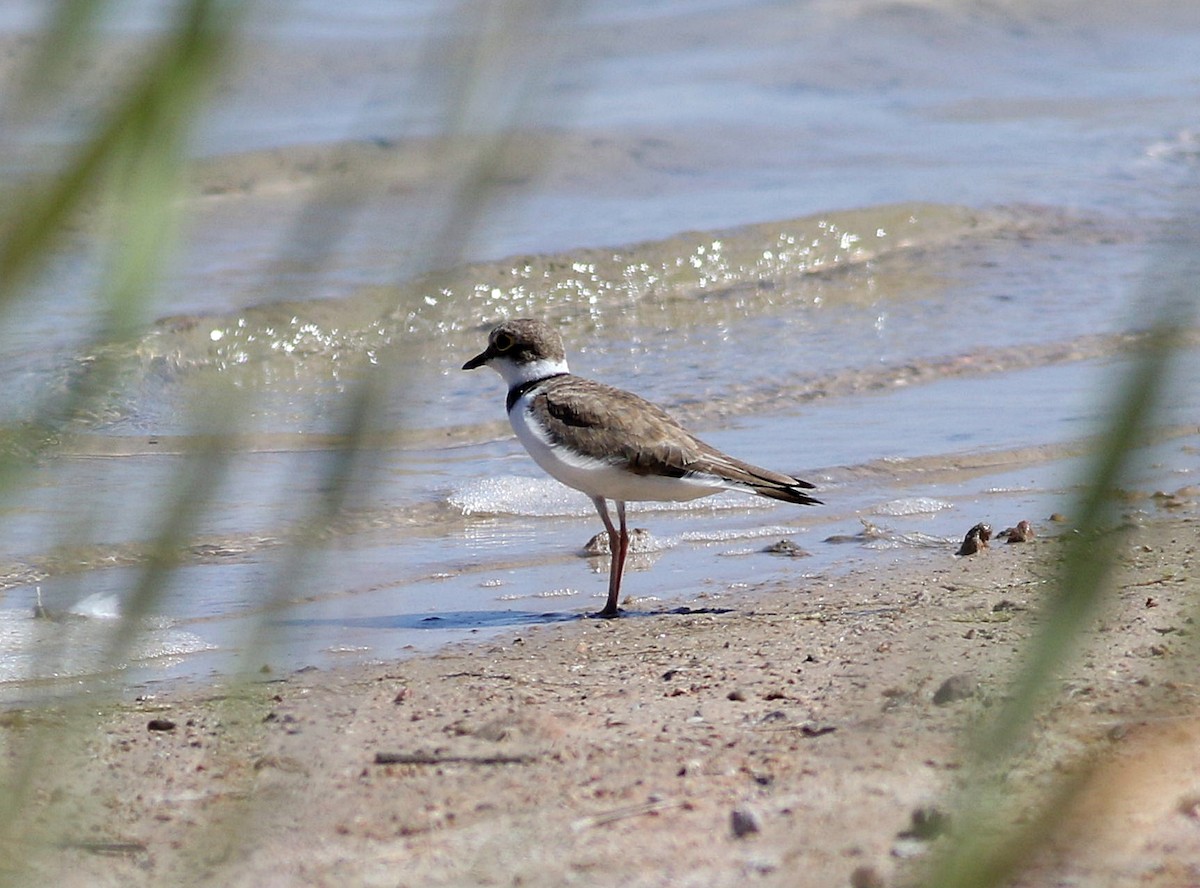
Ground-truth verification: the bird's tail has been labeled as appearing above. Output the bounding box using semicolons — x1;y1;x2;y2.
694;445;822;506
751;480;822;507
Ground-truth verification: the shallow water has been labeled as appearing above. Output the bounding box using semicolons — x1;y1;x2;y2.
1;0;1199;700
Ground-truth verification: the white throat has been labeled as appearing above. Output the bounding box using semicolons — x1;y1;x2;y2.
490;355;570;389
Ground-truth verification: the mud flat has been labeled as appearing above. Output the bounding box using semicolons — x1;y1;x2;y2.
4;507;1199;888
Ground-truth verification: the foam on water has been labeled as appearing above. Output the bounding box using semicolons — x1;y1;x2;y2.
449;476;590;518
447;474;778;518
0;606;217;689
668;525;808;546
495;588;582;602
861;530;955;551
871;497;956;517
66;592;122;620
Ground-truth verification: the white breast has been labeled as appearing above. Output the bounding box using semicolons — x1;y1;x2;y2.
508;391;724;504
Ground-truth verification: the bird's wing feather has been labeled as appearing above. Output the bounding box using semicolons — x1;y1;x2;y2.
529;377;820;505
532;377;700;477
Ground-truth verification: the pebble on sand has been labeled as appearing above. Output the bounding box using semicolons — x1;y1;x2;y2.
762;539;811;557
900;805;950;840
730;806;762;838
955;523;992;556
932;674;976;706
582;527;653;555
850;864;886;888
999;519;1035;543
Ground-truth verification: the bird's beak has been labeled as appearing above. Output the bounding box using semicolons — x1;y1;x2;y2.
462;346;493;371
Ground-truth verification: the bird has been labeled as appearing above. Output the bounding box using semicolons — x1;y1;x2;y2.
463;318;821;617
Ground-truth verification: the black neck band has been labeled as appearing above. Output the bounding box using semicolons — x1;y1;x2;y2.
506;373;567;412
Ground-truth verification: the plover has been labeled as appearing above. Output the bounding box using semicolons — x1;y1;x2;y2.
463;318;821;617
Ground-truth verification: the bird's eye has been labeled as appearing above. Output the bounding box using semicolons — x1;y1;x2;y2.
493;332;514;351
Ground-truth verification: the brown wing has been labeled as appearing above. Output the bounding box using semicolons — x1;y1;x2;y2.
531;377;701;477
531;377;821;505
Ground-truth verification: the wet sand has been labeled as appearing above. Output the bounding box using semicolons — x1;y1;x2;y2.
6;507;1199;888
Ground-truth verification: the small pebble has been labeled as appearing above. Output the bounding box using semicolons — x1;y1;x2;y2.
890;837;928;860
762;539;811;558
992;598;1024;612
999;519;1035;543
582;527;652;555
730;806;762;838
932;674;976;706
147;718;176;732
956;523;992;556
1177;794;1200;819
901;805;950;840
850;864;886;888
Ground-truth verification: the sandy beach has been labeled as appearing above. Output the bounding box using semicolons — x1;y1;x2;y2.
4;505;1198;888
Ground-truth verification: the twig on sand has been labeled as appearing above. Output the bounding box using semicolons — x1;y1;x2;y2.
571;798;687;832
373;751;536;766
752;723;837;737
57;841;148;856
442;671;517;681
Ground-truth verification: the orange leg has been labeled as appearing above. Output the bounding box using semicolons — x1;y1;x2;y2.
592;497;629;617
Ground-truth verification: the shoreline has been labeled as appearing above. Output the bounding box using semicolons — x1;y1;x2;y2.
4;508;1199;887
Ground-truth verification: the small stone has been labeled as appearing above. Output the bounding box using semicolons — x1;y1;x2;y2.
999;520;1035;543
956;523;992;556
762;539;811;558
932;674;976;706
253;754;309;774
800;724;837;738
731;806;762;838
901;805;950;840
727;689;747;701
890;837;927;860
582;527;653;556
1177;794;1200;819
850;864;886;888
147;718;176;732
